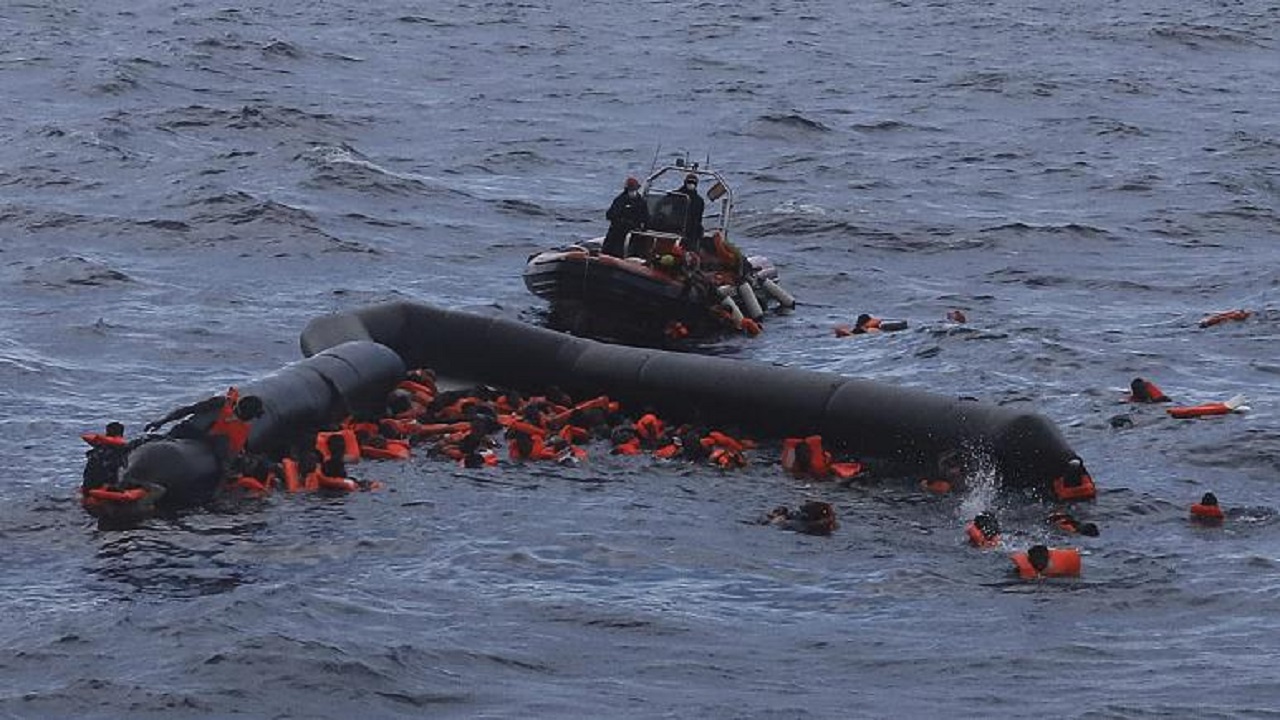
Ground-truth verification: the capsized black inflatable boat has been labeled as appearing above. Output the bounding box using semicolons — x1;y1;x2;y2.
299;300;1088;493
99;340;404;522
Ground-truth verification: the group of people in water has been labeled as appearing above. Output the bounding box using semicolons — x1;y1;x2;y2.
82;354;1243;578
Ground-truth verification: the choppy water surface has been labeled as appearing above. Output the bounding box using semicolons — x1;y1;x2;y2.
2;1;1278;717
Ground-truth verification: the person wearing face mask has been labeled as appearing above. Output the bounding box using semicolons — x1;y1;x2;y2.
675;172;706;250
603;176;649;258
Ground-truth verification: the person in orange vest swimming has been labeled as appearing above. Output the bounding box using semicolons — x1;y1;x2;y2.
1052;457;1096;502
781;435;862;480
1190;492;1225;524
1048;511;1100;537
1126;377;1171;403
1010;544;1081;579
966;511;1001;547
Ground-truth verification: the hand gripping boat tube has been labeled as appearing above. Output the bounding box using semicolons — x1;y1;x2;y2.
300;301;1083;492
113;341;405;512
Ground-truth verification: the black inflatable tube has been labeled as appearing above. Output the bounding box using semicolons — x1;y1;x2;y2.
117;340;405;510
300;301;1081;490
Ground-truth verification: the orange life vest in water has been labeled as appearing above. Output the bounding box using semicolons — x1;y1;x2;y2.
1052;471;1096;502
1010;548;1081;579
966;522;1000;548
81;433;127;448
1190;502;1225;523
207;392;252;456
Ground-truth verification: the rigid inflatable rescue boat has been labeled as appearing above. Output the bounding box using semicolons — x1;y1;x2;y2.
523;160;795;340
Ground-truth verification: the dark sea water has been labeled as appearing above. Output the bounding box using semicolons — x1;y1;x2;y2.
2;1;1278;717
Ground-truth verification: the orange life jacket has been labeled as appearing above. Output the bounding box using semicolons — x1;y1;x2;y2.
1127;379;1170;403
81;432;127;448
1011;548;1081;579
316;429;360;463
653;442;682;459
1190;503;1225;523
709;447;746;469
966;522;1000;548
1052;472;1096;502
83;486;148;504
635;414;665;445
208;394;251;456
508;431;557;461
307;469;358;493
781;436;830;478
829;461;864;480
1167;402;1232;419
396;379;436;405
921;478;952;495
1198;309;1250;328
281;457;302;493
233;475;270;495
546;395;615;427
360;439;411;460
611;437;642;456
701;431;746;454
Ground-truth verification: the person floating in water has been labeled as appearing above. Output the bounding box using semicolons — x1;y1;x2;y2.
603;176;649;258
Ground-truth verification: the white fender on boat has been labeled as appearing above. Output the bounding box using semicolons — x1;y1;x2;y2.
715;287;745;328
761;278;796;312
737;282;764;321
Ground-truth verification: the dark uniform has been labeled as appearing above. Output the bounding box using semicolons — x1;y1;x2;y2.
603;178;649;257
675;173;705;250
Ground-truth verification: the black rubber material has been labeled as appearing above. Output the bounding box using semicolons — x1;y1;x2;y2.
112;340;405;512
300;300;1080;490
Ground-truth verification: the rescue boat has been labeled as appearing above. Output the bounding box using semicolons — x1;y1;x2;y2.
523;160;795;340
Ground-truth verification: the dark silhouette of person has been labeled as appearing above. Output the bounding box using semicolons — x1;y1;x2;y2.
603;176;649;257
675;173;705;250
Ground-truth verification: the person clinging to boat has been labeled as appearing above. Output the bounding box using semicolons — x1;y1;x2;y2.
603;176;649;257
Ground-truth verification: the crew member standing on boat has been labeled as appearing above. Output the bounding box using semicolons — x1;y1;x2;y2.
603;176;649;258
675;172;706;251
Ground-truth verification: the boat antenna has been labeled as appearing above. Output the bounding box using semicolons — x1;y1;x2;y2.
648;144;661;178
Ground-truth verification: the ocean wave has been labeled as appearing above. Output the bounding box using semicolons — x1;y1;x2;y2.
299;144;449;197
19;255;132;289
979;221;1114;238
743;113;831;137
1150;23;1266;49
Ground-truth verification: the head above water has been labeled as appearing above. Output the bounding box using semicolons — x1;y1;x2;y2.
1027;544;1051;572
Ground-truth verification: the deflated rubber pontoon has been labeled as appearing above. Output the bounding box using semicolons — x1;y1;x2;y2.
116;341;405;511
300;300;1084;492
